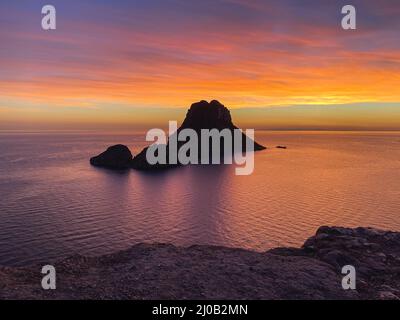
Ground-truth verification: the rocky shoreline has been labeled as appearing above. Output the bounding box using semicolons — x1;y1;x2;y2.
1;226;399;300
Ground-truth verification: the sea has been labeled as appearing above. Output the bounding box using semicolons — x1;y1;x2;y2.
0;131;399;266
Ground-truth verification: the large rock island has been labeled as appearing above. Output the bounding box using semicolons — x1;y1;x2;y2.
90;100;266;170
1;226;399;300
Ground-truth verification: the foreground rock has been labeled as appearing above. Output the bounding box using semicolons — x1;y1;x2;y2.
1;226;399;300
90;144;133;169
91;100;266;170
303;226;400;299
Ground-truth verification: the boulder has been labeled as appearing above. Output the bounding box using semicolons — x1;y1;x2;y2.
90;144;133;169
301;226;400;298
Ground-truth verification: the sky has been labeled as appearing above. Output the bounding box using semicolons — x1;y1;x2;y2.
0;0;399;131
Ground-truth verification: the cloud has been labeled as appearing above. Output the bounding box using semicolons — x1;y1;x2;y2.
0;0;399;129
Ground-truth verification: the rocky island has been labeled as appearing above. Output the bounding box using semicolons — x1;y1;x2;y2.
90;144;133;169
1;226;399;300
90;100;266;170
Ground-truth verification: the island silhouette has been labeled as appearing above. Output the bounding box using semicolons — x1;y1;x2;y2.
90;100;266;170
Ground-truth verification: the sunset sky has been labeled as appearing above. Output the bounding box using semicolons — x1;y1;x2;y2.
0;0;399;130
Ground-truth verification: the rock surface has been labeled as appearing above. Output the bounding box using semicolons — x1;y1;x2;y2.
90;144;133;169
1;226;399;300
301;226;400;299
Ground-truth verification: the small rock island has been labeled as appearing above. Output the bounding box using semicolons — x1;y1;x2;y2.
90;144;133;169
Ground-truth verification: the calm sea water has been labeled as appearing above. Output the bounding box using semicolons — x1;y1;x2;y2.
0;131;399;266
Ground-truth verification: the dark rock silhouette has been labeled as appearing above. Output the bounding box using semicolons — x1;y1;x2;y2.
181;100;238;130
132;100;266;170
91;100;266;171
130;146;181;171
181;100;265;148
90;144;132;169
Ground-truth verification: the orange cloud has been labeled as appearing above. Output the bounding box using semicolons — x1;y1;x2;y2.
1;0;400;130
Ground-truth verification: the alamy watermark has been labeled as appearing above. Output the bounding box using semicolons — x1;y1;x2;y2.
41;265;56;290
341;265;356;290
146;121;255;176
41;5;56;30
341;5;357;30
41;4;356;31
